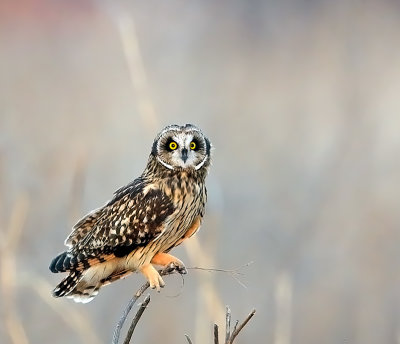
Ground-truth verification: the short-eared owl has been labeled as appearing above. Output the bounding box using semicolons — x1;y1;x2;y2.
50;124;211;303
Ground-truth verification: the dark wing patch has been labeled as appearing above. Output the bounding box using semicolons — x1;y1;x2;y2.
79;188;174;250
110;177;146;203
56;182;175;272
64;177;146;249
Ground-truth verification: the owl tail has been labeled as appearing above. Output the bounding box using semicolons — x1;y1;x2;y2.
52;270;83;298
52;270;101;304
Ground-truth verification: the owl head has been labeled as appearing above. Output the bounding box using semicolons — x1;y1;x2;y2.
151;124;211;171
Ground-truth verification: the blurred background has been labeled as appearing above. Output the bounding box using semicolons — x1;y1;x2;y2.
1;0;400;343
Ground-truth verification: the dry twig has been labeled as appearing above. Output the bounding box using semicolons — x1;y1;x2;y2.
187;261;253;289
185;334;194;344
185;306;256;344
123;294;151;344
112;262;255;344
111;266;181;344
225;307;231;343
214;324;219;344
226;308;256;344
218;306;256;344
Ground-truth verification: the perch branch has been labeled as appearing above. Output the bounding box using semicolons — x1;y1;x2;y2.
122;294;151;344
112;266;180;344
112;264;255;344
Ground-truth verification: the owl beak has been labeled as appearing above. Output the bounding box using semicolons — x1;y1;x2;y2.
181;148;188;163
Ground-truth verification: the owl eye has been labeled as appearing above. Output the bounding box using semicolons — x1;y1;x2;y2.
169;141;178;150
190;141;196;150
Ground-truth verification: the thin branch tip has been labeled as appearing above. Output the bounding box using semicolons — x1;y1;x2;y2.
214;324;219;344
184;334;193;344
219;306;256;344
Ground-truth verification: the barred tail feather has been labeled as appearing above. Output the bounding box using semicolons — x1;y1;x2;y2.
52;270;83;298
52;270;101;303
51;256;130;303
66;285;101;304
50;251;115;273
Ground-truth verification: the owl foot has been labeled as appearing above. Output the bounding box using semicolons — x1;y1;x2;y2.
166;261;187;275
151;252;187;275
140;264;165;292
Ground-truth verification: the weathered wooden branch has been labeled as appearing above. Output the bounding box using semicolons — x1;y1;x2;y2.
122;294;151;344
225;307;231;343
185;306;256;344
185;334;194;344
214;324;219;344
112;267;256;344
112;266;179;344
226;308;256;344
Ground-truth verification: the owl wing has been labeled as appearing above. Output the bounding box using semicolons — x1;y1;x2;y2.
64;207;103;248
77;182;175;253
51;177;175;273
64;178;145;249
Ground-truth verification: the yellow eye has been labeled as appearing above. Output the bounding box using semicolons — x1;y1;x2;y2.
169;141;177;150
190;141;196;150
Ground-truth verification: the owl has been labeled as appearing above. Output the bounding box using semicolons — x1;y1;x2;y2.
49;124;212;303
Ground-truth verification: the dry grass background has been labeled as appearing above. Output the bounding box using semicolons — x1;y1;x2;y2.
0;0;400;343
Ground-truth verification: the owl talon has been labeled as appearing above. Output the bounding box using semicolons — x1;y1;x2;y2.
149;275;165;291
151;253;187;275
140;264;165;291
167;261;187;275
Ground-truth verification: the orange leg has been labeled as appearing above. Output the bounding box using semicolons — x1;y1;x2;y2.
140;264;165;291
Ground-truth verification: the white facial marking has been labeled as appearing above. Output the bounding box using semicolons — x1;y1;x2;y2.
157;156;174;170
195;155;208;170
